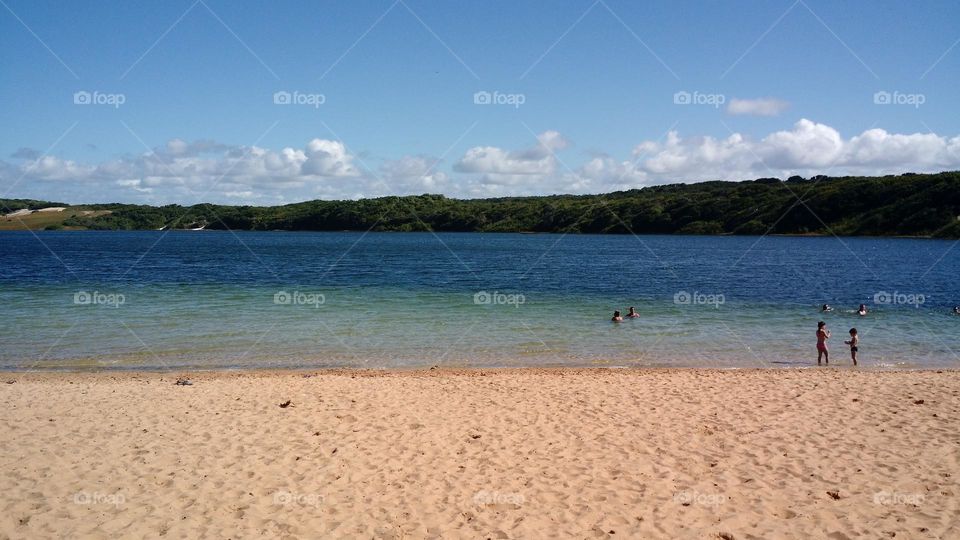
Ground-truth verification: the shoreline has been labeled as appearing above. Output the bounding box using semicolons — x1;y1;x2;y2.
3;364;957;377
3;368;958;538
3;228;951;239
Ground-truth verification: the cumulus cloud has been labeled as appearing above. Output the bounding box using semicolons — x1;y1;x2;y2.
1;122;958;204
12;138;358;187
379;155;449;192
564;156;649;193
631;119;960;180
727;97;790;117
454;130;569;182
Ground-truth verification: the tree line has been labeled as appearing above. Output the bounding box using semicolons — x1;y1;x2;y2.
3;171;959;237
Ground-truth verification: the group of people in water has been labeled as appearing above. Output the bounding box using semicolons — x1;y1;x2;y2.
610;307;640;322
610;302;960;367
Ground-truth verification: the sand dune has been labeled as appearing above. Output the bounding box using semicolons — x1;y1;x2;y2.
1;368;957;539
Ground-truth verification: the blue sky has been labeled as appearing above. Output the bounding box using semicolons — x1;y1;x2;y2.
1;0;958;204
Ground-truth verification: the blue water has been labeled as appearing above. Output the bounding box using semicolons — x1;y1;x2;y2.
1;231;958;370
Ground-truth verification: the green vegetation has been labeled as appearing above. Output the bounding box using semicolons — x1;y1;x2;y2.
3;171;959;237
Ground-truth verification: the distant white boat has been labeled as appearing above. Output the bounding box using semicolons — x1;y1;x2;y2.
188;225;206;231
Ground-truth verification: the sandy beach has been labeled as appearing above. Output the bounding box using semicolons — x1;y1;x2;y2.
1;368;958;539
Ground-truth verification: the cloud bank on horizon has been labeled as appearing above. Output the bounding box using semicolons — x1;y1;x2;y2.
3;119;959;205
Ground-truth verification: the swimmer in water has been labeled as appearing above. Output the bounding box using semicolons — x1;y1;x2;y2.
822;304;833;312
627;306;640;318
858;304;868;316
817;321;831;365
611;310;623;322
954;306;960;315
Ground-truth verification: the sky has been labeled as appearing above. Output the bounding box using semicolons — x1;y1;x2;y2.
1;0;958;205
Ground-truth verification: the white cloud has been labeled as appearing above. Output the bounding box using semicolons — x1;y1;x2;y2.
2;122;959;204
454;130;569;180
379;155;449;192
631;119;960;180
566;156;649;192
727;97;790;116
20;155;96;181
301;139;359;177
14;138;358;187
116;179;152;193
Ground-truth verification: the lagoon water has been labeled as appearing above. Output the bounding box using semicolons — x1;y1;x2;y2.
1;231;958;370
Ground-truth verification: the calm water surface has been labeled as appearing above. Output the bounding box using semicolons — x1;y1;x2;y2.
1;231;957;370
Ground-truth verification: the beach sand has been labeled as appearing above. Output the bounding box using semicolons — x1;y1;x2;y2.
1;368;957;539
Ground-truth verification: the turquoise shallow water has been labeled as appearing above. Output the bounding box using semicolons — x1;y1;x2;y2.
1;231;958;369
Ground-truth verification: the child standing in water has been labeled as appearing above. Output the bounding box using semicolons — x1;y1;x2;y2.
844;328;859;366
817;321;831;365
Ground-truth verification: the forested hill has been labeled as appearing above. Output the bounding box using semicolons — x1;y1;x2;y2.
3;171;960;237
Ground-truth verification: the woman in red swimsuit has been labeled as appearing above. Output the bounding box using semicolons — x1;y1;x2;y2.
816;321;831;365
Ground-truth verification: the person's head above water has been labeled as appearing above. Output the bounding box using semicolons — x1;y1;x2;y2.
627;306;638;316
859;304;867;311
822;304;830;311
